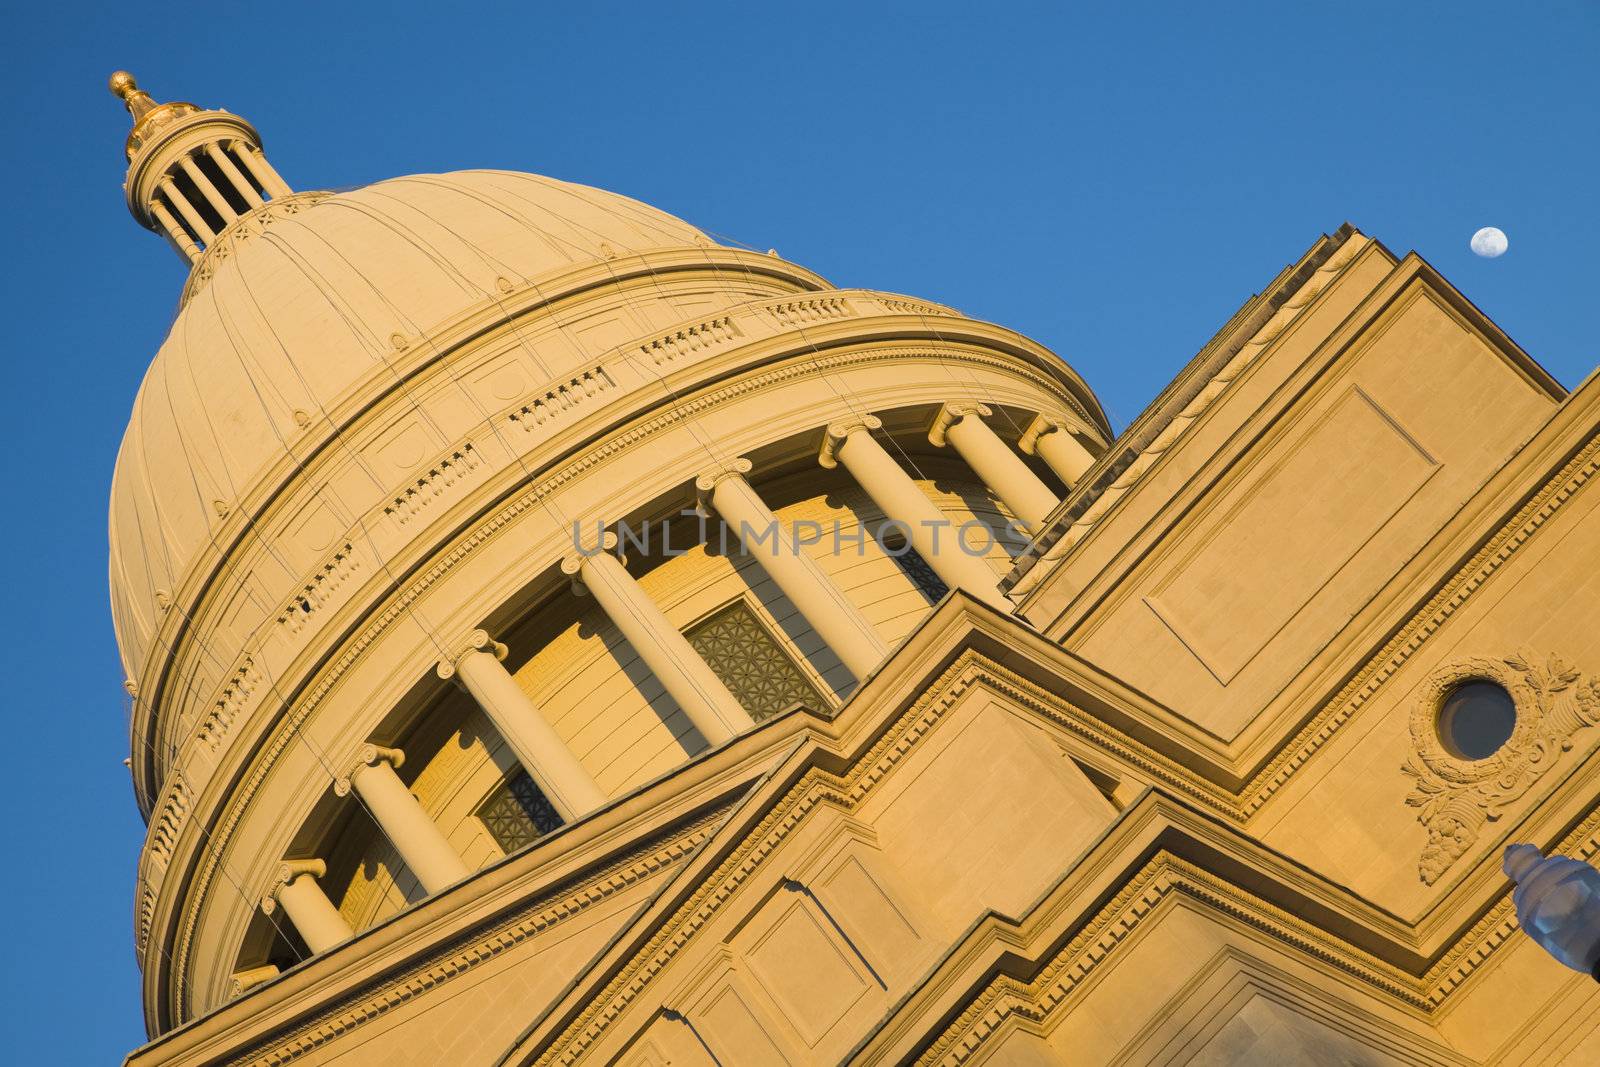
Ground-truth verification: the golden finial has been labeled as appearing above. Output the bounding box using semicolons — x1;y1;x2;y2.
108;70;159;124
109;71;203;160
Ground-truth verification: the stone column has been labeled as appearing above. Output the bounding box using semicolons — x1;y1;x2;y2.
929;402;1060;534
335;745;469;895
819;416;1010;611
235;141;294;199
179;155;238;224
437;632;606;821
148;199;201;262
206;143;265;208
158;177;214;244
563;533;753;746
698;460;888;681
263;859;350;954
1018;414;1097;488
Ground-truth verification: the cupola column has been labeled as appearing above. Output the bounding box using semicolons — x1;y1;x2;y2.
819;416;1011;611
157;177;215;244
205;143;264;208
263;860;351;954
146;199;201;262
1018;414;1097;488
697;460;888;681
178;155;238;225
108;72;296;265
929;402;1060;534
437;633;606;821
235;141;292;199
563;534;754;746
335;745;469;895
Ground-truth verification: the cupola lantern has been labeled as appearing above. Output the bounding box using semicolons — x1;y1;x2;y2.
109;70;293;264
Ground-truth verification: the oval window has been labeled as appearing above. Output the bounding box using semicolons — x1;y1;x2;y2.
1436;680;1517;760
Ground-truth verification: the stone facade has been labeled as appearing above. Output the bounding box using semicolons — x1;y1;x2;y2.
104;73;1600;1065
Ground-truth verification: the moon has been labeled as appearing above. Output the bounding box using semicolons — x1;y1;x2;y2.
1470;227;1508;258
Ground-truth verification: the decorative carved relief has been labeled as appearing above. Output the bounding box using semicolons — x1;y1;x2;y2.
145;773;194;954
1403;653;1600;884
195;655;262;753
506;366;616;429
273;543;360;634
873;296;953;318
637;315;741;365
136;882;157;957
381;442;483;526
149;773;192;871
769;296;850;326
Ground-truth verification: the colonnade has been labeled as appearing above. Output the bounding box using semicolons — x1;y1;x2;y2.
249;403;1097;966
149;139;293;263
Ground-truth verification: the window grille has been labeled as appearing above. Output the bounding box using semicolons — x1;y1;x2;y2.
890;543;948;604
476;770;563;854
686;600;828;722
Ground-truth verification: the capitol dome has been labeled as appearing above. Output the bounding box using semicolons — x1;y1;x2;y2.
109;167;720;676
106;74;1109;1031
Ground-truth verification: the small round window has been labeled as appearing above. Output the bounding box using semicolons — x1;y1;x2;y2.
1436;680;1516;760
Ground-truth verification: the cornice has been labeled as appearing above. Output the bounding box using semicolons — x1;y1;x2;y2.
898;850;1427;1067
227;807;724;1067
892;791;1600;1067
128;803;730;1067
1005;226;1372;597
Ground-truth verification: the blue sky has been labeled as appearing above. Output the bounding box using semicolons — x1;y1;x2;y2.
2;3;1595;1061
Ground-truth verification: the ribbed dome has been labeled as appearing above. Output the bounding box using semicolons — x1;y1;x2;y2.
109;169;712;678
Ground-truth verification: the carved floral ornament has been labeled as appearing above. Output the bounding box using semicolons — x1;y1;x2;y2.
1403;653;1600;884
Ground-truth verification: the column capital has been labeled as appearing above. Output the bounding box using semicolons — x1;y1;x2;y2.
261;858;327;913
560;530;619;594
693;457;753;495
435;629;508;681
1017;413;1069;455
333;743;405;796
818;414;883;469
694;458;754;512
928;401;994;447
